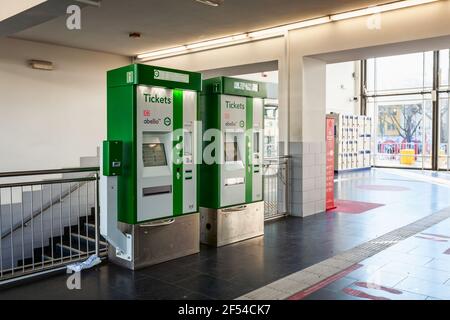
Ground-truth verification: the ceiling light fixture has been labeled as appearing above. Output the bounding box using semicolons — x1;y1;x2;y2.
248;16;332;39
330;0;437;21
28;60;54;71
137;46;187;59
186;34;249;50
137;0;440;61
195;0;224;7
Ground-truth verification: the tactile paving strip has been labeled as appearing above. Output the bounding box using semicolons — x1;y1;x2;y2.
237;207;450;300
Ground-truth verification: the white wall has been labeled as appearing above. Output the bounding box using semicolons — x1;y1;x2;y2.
326;61;360;115
0;37;130;171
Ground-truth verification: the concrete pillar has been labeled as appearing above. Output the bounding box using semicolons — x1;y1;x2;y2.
288;54;327;217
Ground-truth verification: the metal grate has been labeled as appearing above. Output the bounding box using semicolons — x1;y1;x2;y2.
263;156;290;221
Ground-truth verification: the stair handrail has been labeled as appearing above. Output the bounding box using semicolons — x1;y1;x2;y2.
0;167;100;240
0;167;99;178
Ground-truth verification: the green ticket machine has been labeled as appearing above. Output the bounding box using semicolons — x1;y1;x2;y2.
199;76;266;247
100;64;201;269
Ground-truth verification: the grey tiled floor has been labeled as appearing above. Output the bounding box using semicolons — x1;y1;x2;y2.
307;217;450;300
1;168;450;300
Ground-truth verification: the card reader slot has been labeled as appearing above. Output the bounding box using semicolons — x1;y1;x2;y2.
143;185;172;197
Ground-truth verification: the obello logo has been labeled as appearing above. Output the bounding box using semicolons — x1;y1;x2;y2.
154;70;160;78
239;120;245;128
164;117;172;126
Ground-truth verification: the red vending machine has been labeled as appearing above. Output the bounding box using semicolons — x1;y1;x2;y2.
326;116;336;211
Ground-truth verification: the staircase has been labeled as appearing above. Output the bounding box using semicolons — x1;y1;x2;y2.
17;208;108;269
0;166;104;283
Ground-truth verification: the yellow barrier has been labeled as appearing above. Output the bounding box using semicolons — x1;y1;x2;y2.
400;149;415;165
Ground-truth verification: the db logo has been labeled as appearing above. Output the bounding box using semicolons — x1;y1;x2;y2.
143;110;151;116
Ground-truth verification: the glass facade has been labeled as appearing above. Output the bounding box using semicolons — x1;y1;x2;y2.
367;52;433;95
365;51;450;170
439;93;450;170
367;94;433;168
440;49;450;90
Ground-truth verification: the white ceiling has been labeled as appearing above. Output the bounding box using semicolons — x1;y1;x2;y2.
12;0;392;56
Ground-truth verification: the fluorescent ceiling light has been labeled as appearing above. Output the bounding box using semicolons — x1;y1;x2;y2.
186;34;248;49
331;7;381;20
137;46;187;59
249;16;331;38
331;0;438;21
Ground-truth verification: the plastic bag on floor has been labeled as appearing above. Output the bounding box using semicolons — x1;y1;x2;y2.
67;255;101;273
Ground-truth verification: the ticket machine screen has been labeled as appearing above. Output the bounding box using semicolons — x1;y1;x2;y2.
143;143;167;167
224;142;241;162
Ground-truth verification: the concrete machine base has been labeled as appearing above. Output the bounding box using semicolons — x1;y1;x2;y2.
200;201;264;247
109;213;200;270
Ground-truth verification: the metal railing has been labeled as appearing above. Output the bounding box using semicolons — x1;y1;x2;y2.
0;167;103;283
373;141;450;170
263;156;290;221
374;141;432;169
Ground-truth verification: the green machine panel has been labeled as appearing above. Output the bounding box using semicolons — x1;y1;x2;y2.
202;76;267;98
103;140;123;176
199;77;266;209
106;64;201;224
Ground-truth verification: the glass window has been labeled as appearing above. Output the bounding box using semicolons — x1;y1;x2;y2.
367;52;433;94
366;58;376;93
439;49;450;90
439;93;450;170
368;94;433;169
